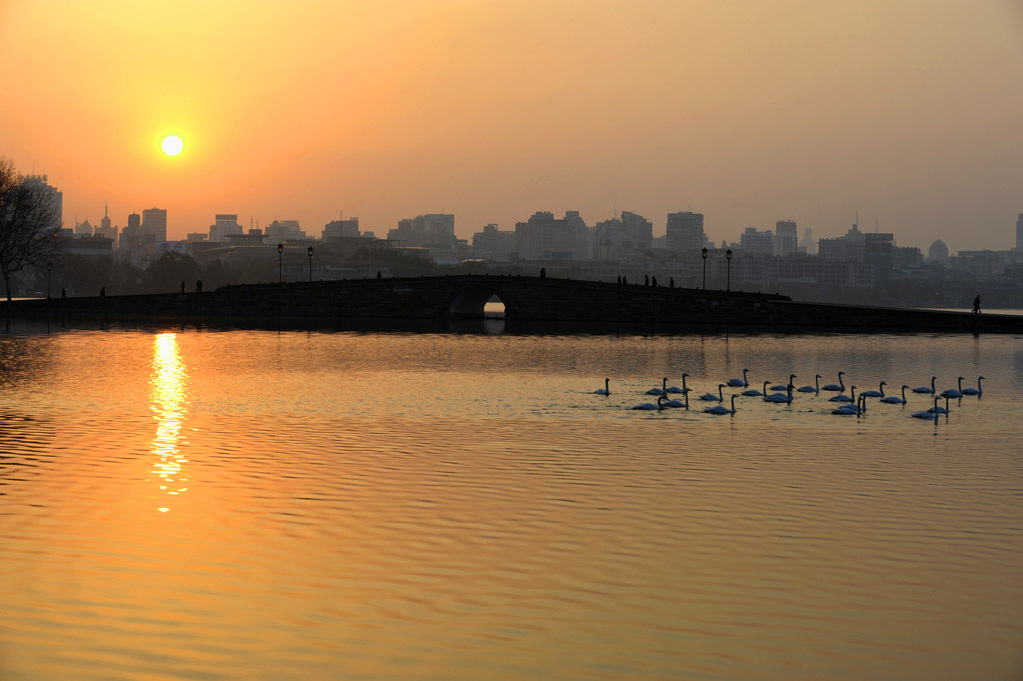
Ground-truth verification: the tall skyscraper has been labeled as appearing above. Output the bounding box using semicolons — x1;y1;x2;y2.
209;214;243;242
774;220;798;256
665;211;704;256
141;208;167;243
18;174;63;231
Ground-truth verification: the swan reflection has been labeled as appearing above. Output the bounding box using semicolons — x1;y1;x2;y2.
150;333;189;512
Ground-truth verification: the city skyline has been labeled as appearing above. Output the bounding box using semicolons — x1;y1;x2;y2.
2;1;1021;252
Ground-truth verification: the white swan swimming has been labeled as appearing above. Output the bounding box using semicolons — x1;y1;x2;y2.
821;371;845;392
764;384;794;404
961;376;984;396
705;394;738;415
742;380;768;397
595;378;610;395
631;395;669;411
828;386;856;403
770;374;796;391
699;384;725;402
647;377;668;396
797;374;821;393
911;397;941;420
880;385;909;404
726;368;750;387
667;373;690;394
940;377;963;399
860;381;886;399
912;376;936;394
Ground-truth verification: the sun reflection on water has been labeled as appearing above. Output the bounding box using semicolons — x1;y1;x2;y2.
149;333;189;512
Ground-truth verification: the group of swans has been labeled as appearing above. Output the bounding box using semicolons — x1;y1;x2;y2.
599;372;984;420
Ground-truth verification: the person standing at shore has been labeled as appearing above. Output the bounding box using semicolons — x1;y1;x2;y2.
973;294;981;314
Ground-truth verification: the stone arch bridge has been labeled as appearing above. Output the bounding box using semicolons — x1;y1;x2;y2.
5;274;1023;332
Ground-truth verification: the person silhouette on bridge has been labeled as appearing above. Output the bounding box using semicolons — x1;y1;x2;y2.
669;277;674;288
616;275;621;284
180;281;186;293
540;267;546;278
622;275;628;285
377;270;382;279
651;276;658;287
100;287;105;297
644;274;649;286
973;294;981;314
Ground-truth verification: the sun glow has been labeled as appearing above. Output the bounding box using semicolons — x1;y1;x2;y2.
161;135;184;156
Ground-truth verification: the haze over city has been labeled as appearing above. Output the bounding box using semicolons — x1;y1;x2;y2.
2;0;1022;251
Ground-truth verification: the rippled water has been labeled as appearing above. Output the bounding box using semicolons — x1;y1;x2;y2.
1;323;1021;681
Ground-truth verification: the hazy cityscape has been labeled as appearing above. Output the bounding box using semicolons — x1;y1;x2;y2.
17;170;1023;309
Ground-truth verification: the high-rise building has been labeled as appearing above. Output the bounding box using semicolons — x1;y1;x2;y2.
928;239;949;263
387;214;457;251
141;208;167;243
514;211;588;261
740;227;774;255
775;220;798;256
471;224;515;259
209;214;243;242
1016;213;1022;250
665;211;704;256
799;228;817;255
18;174;63;231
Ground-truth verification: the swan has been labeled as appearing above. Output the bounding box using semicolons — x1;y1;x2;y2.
647;377;668;396
912;376;936;394
911;397;941;420
726;368;750;387
764;385;794;404
961;376;984;396
667;373;690;394
699;384;725;402
940;377;963;399
797;374;821;393
833;394;866;415
665;392;689;409
705;394;738;415
928;395;951;415
595;378;610;395
631;395;669;411
829;386;856;403
742;380;768;397
821;371;846;391
860;381;886;399
880;385;909;404
770;374;797;391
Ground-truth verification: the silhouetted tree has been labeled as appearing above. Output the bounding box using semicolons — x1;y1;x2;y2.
0;157;64;300
141;252;202;293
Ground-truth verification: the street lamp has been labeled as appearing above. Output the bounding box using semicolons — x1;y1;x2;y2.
277;242;284;284
47;261;52;299
701;247;708;290
726;248;733;292
307;246;314;283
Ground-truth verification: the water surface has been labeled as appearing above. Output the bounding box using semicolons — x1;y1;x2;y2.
1;325;1021;680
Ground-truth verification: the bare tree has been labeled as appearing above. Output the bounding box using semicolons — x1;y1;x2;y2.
0;157;64;300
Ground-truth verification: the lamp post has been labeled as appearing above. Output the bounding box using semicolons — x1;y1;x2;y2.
307;246;313;283
701;247;708;290
726;248;733;292
47;261;52;299
277;242;284;284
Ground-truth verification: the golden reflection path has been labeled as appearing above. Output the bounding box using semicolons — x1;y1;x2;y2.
149;333;190;513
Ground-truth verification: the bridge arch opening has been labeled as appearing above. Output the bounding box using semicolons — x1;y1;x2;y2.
447;285;509;319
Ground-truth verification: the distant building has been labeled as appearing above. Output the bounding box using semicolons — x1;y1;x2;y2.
740;227;774;256
141;208;167;243
775;220;798;256
665;211;704;256
514;211;589;261
388;214;457;254
65;234;114;257
863;233;894;285
95;203;117;246
593;211;653;259
74;219;93;236
209;214;243;242
186;232;209;243
264;219;306;242
322;218;360;240
799;227;817;255
18;174;63;231
471;224;515;260
928;239;949;263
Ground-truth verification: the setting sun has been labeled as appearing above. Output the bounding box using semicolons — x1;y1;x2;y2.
161;135;183;156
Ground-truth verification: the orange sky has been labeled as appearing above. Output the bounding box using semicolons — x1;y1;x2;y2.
2;0;1021;251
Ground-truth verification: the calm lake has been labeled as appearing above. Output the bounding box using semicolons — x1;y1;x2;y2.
1;322;1021;681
